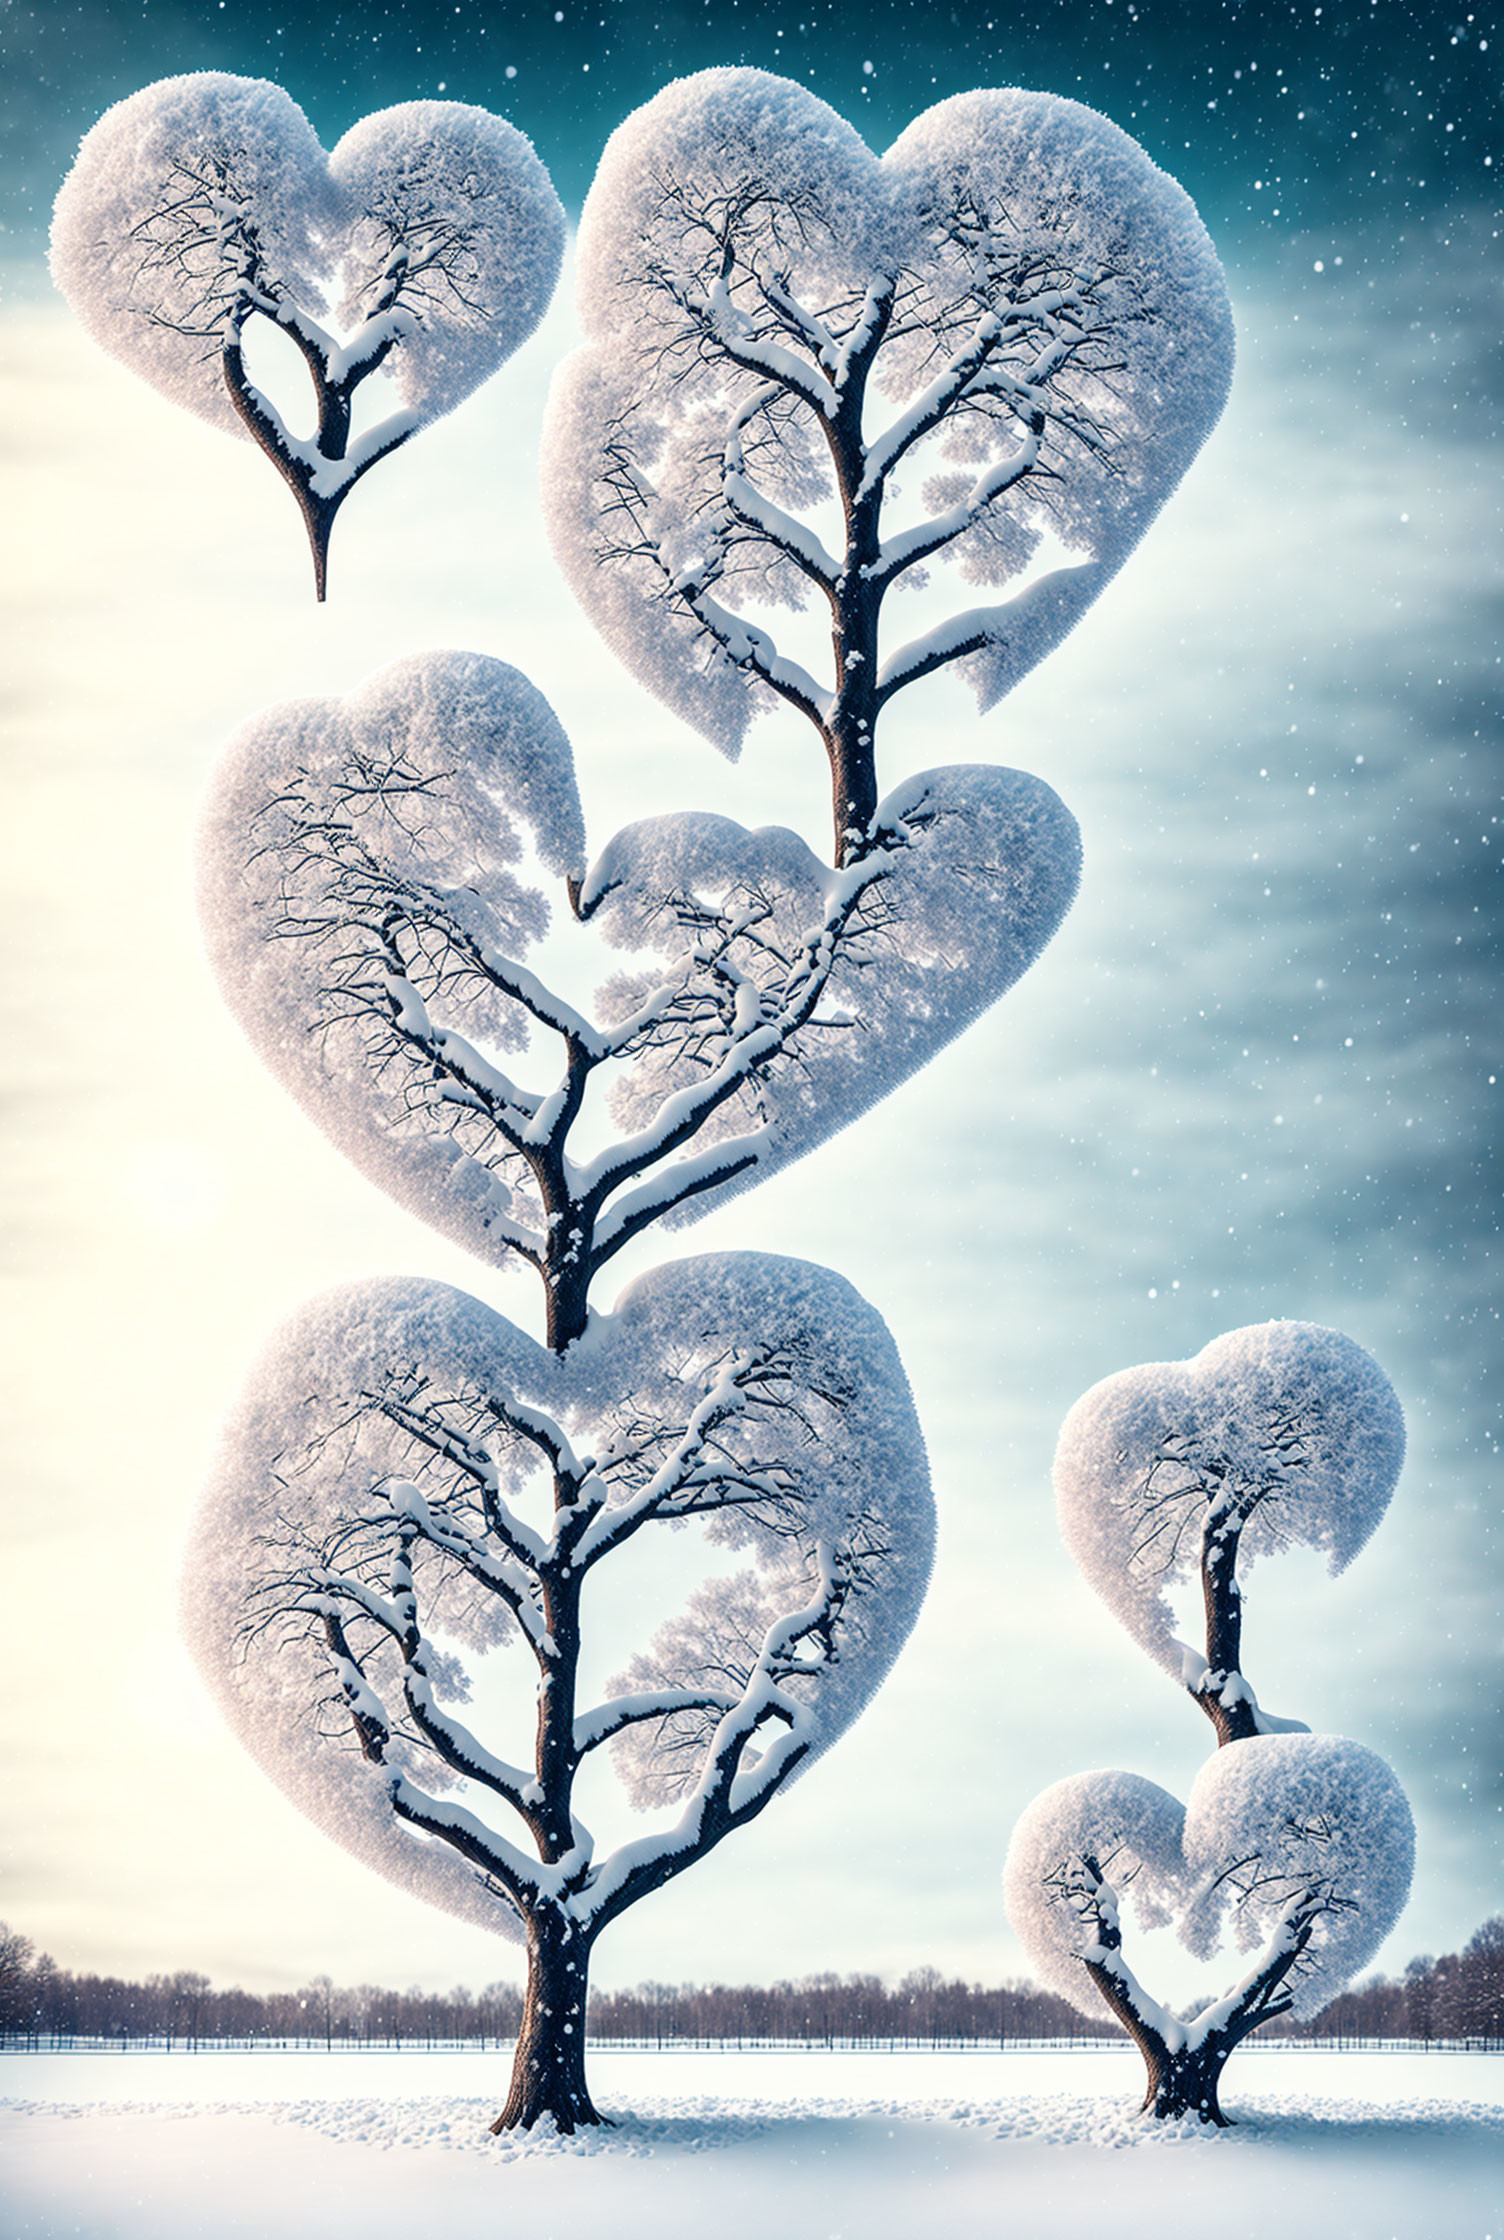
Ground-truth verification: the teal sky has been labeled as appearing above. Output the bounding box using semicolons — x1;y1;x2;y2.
4;0;1499;247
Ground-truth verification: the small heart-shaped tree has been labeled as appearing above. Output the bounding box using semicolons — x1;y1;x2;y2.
51;74;565;597
1006;1737;1415;2124
1006;1324;1414;2122
1055;1322;1406;1742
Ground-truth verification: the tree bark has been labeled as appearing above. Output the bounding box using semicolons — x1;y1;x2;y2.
221;338;343;601
1133;2032;1239;2125
1191;1514;1262;1747
1082;1951;1284;2127
491;1906;603;2133
542;1249;593;1352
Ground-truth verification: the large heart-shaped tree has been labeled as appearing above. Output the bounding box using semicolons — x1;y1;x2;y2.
199;649;1081;1309
186;1255;932;2129
546;70;1234;858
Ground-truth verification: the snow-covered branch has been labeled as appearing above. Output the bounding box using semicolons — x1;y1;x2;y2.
572;1686;742;1756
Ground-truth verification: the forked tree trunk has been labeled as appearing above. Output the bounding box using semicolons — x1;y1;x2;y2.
221;338;347;602
1078;1858;1313;2128
491;1905;603;2133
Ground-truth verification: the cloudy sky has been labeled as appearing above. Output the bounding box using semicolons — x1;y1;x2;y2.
1;0;1498;2007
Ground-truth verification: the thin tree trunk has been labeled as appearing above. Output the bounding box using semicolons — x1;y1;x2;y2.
1192;1515;1262;1746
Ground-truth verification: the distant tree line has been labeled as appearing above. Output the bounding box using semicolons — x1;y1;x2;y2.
1269;1915;1504;2049
586;1969;1087;2048
0;1919;1497;2051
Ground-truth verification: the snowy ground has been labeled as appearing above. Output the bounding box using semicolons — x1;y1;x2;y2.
1;2048;1499;2240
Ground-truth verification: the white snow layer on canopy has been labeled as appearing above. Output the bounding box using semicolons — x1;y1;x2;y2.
1003;1769;1187;2016
52;75;342;438
1179;1735;1415;2022
204;655;1077;1268
1002;1739;1413;2025
581;761;1081;1225
594;1251;934;1808
181;1253;933;1940
326;100;565;424
1054;1322;1405;1678
542;68;1233;751
199;649;585;1266
51;74;562;436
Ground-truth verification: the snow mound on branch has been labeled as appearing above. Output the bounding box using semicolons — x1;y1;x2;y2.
182;1254;932;1939
1180;1735;1415;2022
543;68;1232;753
581;761;1081;1226
51;74;563;436
51;75;343;437
199;648;583;1267
1003;1769;1187;2016
1054;1322;1405;1679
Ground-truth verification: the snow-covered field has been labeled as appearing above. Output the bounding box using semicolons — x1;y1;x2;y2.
1;2048;1499;2240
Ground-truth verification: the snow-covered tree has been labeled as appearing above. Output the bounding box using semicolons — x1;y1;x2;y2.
1005;1739;1415;2123
545;70;1233;859
186;1256;931;2130
199;649;1081;1332
51;74;564;597
188;631;1076;2127
187;614;1084;2125
1006;1326;1414;2122
1054;1322;1406;1742
66;65;1238;2133
0;1925;35;2036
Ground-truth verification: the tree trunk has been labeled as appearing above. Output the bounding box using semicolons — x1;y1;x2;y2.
825;698;879;867
491;1907;603;2133
1135;2032;1237;2126
1192;1515;1262;1746
543;1249;593;1351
